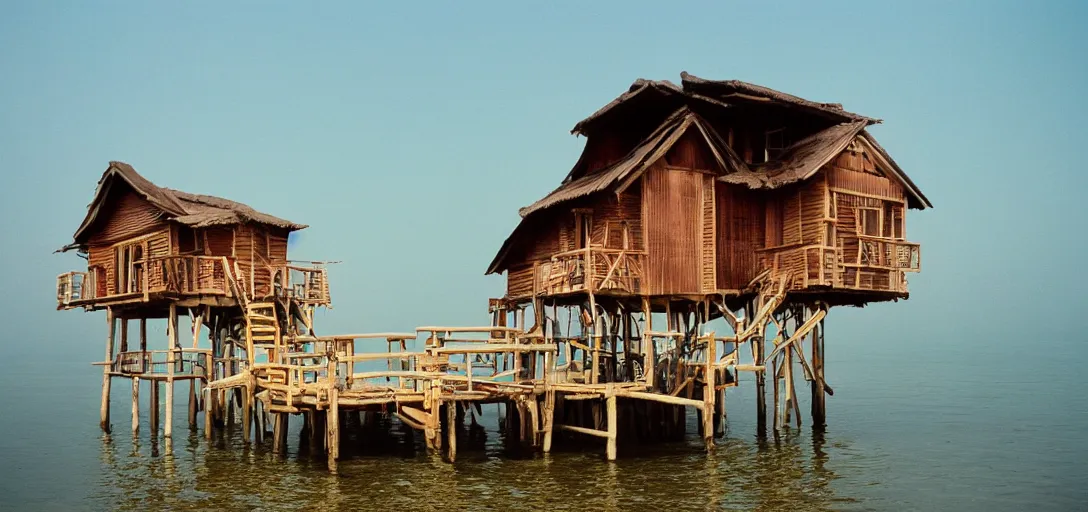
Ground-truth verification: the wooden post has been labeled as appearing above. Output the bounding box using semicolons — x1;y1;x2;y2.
242;375;253;443
327;386;340;470
165;304;177;438
204;355;215;440
189;308;203;429
131;377;140;435
100;308;115;433
811;317;826;427
703;330;715;452
273;413;288;454
605;394;618;461
446;400;457;462
752;302;767;436
150;380;160;435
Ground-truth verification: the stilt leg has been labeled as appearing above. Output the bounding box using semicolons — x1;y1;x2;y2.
131;377;140;435
327;384;340;471
542;390;556;453
446;400;457;462
606;395;617;461
150;380;160;435
100;310;116;433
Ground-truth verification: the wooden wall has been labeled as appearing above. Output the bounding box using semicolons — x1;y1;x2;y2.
643;164;703;295
85;187;167;246
715;182;765;290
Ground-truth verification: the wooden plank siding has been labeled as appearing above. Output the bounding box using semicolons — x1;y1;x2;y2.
715;182;765;290
643;165;703;295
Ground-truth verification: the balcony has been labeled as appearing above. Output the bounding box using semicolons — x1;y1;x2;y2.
763;236;921;294
537;247;645;296
110;349;212;378
57;256;233;309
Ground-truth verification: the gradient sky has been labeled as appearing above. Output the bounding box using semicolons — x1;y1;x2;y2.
1;1;1085;366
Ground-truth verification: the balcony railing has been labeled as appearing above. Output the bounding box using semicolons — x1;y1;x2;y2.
273;264;331;306
856;235;921;272
145;256;231;296
538;247;645;296
112;349;212;377
56;271;93;307
762;235;921;294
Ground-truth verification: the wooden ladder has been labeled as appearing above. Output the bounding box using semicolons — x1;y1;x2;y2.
245;302;282;365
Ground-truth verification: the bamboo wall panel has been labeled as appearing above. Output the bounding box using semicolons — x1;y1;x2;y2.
268;230;288;262
701;175;715;292
644;165;702;295
828;159;903;200
87;246;113;297
664;129;719;170
716;182;765;290
592;187;643;250
204;227;234;257
507;265;535;299
800;174;827;246
86;188;167;246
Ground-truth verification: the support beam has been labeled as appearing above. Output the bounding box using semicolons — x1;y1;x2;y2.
165;304;177;438
446;400;457;462
149;380;160;435
605;395;618;461
100;309;115;432
811;318;826;427
131;377;140;435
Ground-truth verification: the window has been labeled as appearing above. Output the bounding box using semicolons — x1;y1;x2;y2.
573;209;593;249
858;208;881;237
765;128;787;161
178;227;202;254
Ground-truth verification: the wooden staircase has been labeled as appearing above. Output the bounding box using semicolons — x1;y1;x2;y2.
245;302;282;365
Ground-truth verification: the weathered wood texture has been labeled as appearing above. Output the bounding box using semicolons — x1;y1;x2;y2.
715;182;764;289
643;165;703;295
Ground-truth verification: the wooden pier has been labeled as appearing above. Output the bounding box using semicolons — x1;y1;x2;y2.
56;72;930;469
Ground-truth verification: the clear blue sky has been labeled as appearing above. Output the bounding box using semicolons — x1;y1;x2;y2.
1;1;1085;363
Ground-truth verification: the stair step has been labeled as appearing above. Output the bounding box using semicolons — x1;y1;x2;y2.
250;335;278;342
247;314;277;322
248;302;275;309
249;326;278;333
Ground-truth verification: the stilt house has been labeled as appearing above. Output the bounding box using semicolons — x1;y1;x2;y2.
487;72;931;311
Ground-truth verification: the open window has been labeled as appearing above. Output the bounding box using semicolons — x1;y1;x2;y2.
765;128;787;161
858;208;882;237
114;241;146;294
573;209;593;250
178;227;203;255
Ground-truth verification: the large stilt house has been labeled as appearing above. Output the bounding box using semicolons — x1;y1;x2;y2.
487;72;931;310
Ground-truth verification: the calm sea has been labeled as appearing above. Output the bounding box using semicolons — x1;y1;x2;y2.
1;325;1085;511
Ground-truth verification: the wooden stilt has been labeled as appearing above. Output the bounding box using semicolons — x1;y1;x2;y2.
242;378;252;443
703;328;715;452
165;304;177;438
100;309;115;433
811;318;826;427
150;380;160;435
605;394;618;461
327;385;340;470
204;373;215;440
542;390;556;453
273;413;288;454
131;377;140;435
446;400;457;462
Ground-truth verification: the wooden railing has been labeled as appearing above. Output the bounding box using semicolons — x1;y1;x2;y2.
112;349;212;377
145;256;231;296
856;235;921;272
272;263;331;305
538;247;645;296
761;236;920;294
56;271;93;307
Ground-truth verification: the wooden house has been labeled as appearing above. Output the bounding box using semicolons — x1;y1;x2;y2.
56;161;330;313
487;72;931;312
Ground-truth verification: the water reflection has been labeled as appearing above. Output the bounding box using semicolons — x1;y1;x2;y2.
92;409;849;511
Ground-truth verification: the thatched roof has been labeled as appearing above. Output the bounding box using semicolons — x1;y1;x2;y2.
521;107;746;218
678;72;878;124
487;108;746;274
720;121;868;189
63;161;306;250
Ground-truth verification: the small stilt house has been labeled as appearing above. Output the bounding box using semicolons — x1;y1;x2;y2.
487;72;931;312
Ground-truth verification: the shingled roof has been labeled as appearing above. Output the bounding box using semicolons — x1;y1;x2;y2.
62;161;306;251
